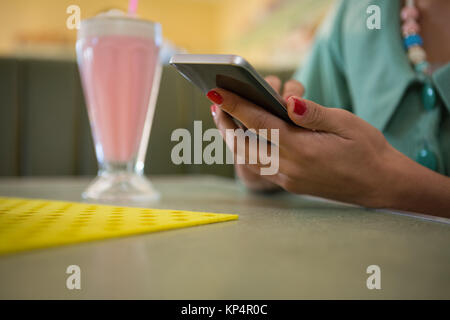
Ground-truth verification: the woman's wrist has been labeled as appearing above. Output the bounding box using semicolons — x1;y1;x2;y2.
377;147;450;217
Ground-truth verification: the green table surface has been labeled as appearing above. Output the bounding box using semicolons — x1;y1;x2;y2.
0;175;448;299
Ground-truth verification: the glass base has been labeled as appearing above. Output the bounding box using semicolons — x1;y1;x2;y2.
82;172;160;203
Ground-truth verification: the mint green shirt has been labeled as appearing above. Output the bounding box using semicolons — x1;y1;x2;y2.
294;0;450;175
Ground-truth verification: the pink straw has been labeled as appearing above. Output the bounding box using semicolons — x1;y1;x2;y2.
128;0;139;16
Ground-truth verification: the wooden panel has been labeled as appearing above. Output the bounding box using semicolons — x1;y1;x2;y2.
0;57;292;178
73;68;97;176
19;59;79;176
0;58;19;176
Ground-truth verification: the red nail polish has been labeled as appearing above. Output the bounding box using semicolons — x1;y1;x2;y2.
293;98;307;116
210;104;216;116
206;90;223;105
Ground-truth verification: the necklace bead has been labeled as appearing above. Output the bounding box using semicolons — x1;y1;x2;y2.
414;61;429;73
404;34;423;48
402;19;421;36
401;6;419;21
408;45;427;64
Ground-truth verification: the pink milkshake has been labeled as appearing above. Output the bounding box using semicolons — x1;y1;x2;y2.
78;35;159;163
77;12;162;202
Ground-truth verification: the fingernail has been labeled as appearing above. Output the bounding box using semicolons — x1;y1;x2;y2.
293;97;307;116
206;90;223;105
210;104;216;117
285;95;293;103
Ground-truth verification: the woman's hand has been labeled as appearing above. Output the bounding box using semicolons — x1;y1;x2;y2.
208;85;450;216
212;76;305;193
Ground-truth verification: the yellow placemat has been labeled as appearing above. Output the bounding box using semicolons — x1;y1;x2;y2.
0;197;238;255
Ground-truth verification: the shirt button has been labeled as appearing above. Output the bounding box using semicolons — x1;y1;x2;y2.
416;147;437;171
422;82;437;111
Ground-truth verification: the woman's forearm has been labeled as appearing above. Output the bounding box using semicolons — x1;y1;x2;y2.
209;86;450;218
384;149;450;218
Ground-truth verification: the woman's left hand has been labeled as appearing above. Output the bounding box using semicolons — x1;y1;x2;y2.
207;87;411;209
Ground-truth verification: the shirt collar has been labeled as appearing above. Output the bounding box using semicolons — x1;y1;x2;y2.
348;0;416;131
432;63;450;113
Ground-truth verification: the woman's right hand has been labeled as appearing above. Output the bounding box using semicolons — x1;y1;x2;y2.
211;75;305;192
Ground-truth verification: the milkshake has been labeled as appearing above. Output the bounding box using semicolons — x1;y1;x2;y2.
76;11;162;202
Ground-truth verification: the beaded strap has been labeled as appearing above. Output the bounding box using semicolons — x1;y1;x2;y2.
400;0;438;171
401;0;430;75
401;0;437;111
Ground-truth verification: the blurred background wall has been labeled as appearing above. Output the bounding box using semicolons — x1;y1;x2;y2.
0;0;333;69
0;0;334;177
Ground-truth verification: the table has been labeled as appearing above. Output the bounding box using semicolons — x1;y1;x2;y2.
0;176;448;299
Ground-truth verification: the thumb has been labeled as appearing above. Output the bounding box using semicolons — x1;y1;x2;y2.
286;96;353;136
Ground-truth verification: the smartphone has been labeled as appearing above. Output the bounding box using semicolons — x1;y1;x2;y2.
169;54;294;125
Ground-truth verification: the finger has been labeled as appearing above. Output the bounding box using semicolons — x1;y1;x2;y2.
206;88;290;135
282;79;305;101
286;96;356;137
212;105;252;162
264;75;281;93
211;105;279;171
211;105;242;163
211;104;238;132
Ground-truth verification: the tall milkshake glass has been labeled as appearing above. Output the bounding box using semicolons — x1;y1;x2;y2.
76;12;162;202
